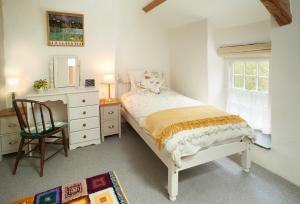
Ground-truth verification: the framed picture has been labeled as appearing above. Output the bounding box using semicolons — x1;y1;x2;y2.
47;11;84;47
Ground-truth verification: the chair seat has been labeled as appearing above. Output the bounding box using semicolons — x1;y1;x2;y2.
21;121;67;138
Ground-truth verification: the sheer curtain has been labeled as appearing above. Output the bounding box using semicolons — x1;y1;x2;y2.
226;88;271;134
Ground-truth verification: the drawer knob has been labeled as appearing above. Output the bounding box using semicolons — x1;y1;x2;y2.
83;123;86;127
82;99;86;103
108;125;114;129
83;135;87;139
9;140;18;145
8;123;17;128
83;111;86;115
108;111;114;115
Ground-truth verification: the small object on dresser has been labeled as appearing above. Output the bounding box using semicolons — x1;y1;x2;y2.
85;79;95;87
100;98;121;142
33;79;48;94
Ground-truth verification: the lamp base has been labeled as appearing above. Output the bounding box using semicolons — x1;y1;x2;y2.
106;98;113;102
10;92;16;112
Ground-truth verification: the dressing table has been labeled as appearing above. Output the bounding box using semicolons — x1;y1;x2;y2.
25;55;101;150
26;88;100;150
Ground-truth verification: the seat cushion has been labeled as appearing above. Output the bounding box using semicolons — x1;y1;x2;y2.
21;121;67;138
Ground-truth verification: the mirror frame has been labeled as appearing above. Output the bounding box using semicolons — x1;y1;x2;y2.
50;55;80;88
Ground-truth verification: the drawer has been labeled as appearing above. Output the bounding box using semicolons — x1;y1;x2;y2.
0;116;20;134
1;133;20;154
70;117;100;132
68;92;98;107
102;105;119;120
102;120;119;136
70;128;100;144
69;105;99;120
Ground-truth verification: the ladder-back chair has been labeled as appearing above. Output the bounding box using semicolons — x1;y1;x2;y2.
12;99;68;177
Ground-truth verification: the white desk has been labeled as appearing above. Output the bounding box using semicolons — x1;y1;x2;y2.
26;87;101;150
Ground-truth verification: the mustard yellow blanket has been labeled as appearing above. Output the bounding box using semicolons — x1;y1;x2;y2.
142;105;245;149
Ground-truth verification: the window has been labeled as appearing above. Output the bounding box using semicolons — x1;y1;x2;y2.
232;60;269;92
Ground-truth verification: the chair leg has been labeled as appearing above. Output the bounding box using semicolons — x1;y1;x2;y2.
39;138;45;177
13;137;25;175
61;129;68;157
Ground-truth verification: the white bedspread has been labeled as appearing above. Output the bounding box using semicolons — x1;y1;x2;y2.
121;89;255;167
121;89;202;125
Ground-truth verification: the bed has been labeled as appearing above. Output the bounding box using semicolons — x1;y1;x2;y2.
118;72;255;201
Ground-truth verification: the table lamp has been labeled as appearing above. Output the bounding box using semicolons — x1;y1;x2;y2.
102;73;115;102
6;77;19;110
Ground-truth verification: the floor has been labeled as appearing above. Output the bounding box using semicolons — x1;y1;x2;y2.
1;124;300;204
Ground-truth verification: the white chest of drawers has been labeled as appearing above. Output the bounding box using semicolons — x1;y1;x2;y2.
100;99;121;141
26;87;101;150
0;109;22;161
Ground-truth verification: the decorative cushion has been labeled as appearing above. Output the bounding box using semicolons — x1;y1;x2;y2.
21;121;67;137
135;70;164;94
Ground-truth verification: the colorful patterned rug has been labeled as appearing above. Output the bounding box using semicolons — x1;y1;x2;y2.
11;171;128;204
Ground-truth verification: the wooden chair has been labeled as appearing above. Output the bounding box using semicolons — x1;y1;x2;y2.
12;99;68;177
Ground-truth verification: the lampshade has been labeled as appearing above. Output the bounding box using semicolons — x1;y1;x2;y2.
6;78;19;92
102;73;115;84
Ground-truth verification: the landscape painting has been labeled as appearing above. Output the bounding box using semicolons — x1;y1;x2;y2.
47;11;84;47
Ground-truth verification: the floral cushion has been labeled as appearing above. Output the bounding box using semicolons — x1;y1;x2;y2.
136;70;164;94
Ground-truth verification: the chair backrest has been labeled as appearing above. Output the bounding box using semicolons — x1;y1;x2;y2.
13;99;55;135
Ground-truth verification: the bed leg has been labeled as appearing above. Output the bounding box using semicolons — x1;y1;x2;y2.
242;141;251;173
168;165;178;201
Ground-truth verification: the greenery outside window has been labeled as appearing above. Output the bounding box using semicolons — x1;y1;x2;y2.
232;60;269;92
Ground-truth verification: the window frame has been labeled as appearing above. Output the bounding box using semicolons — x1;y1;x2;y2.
231;58;270;93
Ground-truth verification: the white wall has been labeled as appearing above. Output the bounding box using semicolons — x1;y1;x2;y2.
0;1;5;109
1;0;170;99
207;23;226;109
252;0;300;187
169;20;208;102
114;0;170;83
215;20;271;47
168;20;227;109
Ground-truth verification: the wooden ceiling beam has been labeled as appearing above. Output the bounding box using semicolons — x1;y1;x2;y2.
143;0;167;13
260;0;292;26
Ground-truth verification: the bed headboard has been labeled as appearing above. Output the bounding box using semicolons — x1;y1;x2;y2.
115;70;165;99
116;72;131;99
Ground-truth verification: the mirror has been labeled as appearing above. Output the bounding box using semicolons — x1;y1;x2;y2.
52;55;79;88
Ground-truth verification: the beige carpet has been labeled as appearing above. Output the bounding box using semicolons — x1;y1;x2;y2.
0;123;300;204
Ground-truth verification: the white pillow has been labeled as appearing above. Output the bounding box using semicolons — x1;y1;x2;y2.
128;70;145;91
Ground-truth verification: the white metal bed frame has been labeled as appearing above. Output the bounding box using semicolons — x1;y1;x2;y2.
117;73;251;201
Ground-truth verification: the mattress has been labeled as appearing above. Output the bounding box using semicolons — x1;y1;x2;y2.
121;89;255;167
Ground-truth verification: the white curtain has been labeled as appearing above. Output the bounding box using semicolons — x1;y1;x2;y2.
226;88;271;134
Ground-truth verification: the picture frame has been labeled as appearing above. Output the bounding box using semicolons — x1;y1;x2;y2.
47;11;84;47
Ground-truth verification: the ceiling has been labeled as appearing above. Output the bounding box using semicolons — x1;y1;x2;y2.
138;0;270;28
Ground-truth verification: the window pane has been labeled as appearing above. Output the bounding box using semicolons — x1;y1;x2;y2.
258;77;269;92
259;62;269;77
245;62;257;75
234;75;244;88
234;62;244;75
245;76;256;90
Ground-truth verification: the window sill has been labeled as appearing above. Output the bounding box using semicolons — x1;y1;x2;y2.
254;130;271;150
